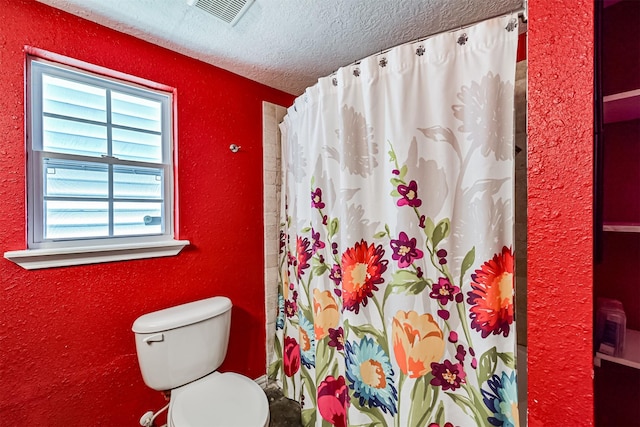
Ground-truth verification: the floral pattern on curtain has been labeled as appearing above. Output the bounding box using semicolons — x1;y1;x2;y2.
270;15;520;427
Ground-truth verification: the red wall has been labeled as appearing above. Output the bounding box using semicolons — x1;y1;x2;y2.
0;0;599;426
527;0;595;425
0;1;294;425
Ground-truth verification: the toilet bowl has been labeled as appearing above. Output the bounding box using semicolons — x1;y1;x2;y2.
132;296;269;427
169;372;269;427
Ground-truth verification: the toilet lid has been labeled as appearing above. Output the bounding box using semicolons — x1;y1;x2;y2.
170;372;269;427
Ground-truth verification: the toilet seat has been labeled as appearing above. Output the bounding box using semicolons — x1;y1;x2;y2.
169;371;269;427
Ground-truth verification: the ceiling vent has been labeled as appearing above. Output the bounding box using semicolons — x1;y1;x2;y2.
186;0;255;26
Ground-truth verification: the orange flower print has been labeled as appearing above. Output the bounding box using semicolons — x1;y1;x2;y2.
341;240;388;314
392;310;445;378
467;246;515;338
313;289;340;340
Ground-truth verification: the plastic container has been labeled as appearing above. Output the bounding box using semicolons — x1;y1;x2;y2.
595;298;627;357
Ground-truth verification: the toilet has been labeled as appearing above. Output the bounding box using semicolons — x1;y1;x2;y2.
132;296;270;427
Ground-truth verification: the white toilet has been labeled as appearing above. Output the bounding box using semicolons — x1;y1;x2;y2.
132;296;270;427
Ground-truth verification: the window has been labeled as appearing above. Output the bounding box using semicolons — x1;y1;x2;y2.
4;53;188;269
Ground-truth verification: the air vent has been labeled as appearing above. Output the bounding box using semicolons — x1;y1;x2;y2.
188;0;254;26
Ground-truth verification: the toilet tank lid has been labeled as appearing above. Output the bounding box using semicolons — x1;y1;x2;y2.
132;296;232;334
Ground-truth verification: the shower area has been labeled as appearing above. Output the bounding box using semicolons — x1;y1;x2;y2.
262;23;529;426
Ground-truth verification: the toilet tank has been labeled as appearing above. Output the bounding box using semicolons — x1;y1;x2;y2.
132;296;232;391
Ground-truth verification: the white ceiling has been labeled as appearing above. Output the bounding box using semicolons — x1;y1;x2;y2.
37;0;523;95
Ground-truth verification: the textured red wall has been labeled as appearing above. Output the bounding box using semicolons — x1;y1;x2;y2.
527;0;594;426
0;1;294;425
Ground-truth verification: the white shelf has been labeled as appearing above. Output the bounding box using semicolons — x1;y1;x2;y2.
603;223;640;233
603;89;640;123
595;329;640;370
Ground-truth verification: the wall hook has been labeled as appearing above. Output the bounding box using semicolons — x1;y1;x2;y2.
229;144;241;153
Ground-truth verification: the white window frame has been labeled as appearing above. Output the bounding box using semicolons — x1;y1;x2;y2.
4;49;188;269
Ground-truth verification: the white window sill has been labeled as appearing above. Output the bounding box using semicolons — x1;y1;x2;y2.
4;239;190;270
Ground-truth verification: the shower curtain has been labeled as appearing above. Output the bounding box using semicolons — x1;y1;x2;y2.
270;15;520;427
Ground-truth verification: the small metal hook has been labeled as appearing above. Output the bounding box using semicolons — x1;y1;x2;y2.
230;144;241;153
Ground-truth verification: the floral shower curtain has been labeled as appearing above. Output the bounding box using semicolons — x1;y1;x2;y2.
270;15;520;427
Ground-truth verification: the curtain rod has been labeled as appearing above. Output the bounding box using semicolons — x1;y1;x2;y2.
344;6;527;68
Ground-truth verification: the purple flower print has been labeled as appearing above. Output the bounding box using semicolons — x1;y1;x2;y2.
328;327;345;351
329;264;342;296
311;228;326;255
312;188;325;209
331;242;339;255
429;277;460;305
455;345;466;365
430;359;466;391
279;230;286;254
390;232;424;268
396;180;422;207
436;249;448;266
329;264;342;286
285;291;298;318
296;236;312;278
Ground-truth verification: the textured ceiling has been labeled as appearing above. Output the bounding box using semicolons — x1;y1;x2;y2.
36;0;523;95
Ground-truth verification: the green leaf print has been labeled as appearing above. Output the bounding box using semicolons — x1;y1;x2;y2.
386;269;429;297
312;260;329;276
314;340;333;382
328;218;339;238
460;246;476;284
374;230;387;239
399;164;408;179
498;351;516;369
390;177;404;187
356;404;387;426
478;346;499;384
267;359;281;379
301;408;317;426
348;323;386;345
432;218;451;248
433;401;446;426
408;374;438;427
445;391;484;424
301;366;317;407
424;217;435;241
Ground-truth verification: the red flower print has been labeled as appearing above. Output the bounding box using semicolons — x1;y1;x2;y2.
296;236;312;278
467;246;515;338
390;231;424;268
341;240;388;314
283;336;301;377
430;359;466;391
317;375;349;427
397;180;422;207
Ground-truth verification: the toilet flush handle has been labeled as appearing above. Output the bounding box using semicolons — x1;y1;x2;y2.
143;333;164;345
